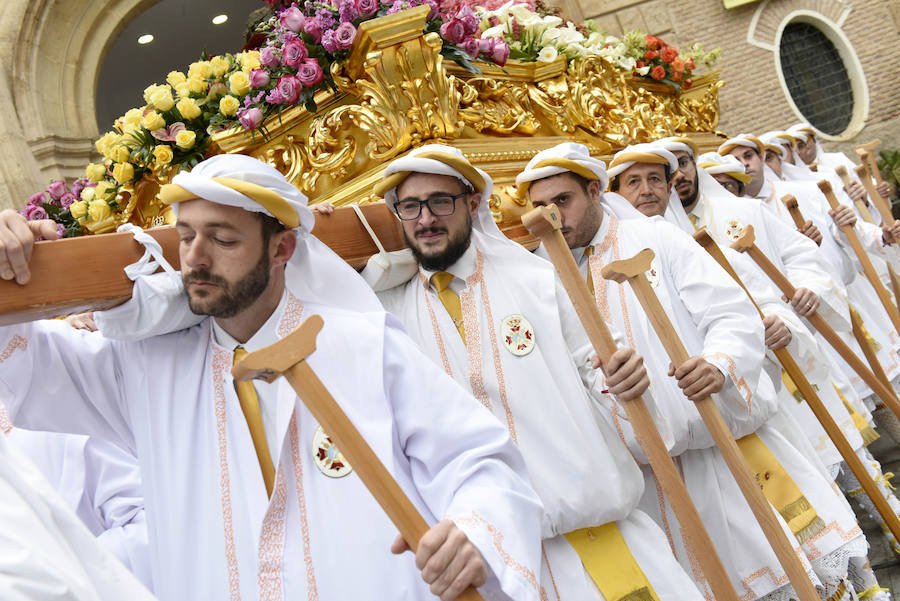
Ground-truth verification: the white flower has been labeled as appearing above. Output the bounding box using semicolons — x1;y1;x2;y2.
636;65;651;75
540;27;562;45
481;24;507;39
537;46;559;62
557;26;584;45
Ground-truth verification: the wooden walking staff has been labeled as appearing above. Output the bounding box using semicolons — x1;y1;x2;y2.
730;226;900;420
853;163;900;311
521;205;741;601
856;139;884;188
233;315;486;601
783;195;897;394
818;179;900;335
835;165;876;224
693;228;900;545
600;248;820;601
781;195;807;231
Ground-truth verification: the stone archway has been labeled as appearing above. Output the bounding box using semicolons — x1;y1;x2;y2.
0;0;157;210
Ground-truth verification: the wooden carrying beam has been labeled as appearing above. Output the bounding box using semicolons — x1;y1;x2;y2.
520;205;741;601
0;203;405;325
856;140;883;186
835;165;876;224
817;179;900;335
693;228;900;544
853;163;900;311
601;248;820;601
233;316;486;600
730;226;900;421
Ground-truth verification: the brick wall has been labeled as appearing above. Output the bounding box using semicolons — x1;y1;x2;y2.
564;0;900;156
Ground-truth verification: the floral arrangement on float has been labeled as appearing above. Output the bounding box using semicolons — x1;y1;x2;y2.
22;0;719;236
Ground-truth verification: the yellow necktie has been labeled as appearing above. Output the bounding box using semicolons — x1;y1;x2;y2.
431;272;466;344
233;346;276;497
584;246;595;294
688;213;700;231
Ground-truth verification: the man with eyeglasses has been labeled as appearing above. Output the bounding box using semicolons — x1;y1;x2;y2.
365;144;705;601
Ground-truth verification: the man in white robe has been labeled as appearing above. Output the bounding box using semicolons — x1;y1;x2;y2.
1;409;152;590
519;142;868;601
0;155;546;601
365;144;703;601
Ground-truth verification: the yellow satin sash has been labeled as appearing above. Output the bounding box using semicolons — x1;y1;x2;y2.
736;433;825;543
565;523;660;601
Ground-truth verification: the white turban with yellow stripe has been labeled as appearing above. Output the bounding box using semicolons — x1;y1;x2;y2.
607;143;679;180
697;152;752;184
514;142;609;199
656;136;700;159
717;133;765;157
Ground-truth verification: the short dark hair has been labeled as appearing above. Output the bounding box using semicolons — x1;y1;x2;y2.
257;212;288;247
610;164;672;192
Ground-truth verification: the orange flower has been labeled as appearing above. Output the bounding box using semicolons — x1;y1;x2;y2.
671;70;683;82
685;57;696;70
651;65;666;80
644;50;659;62
671;57;685;71
636;60;645;68
661;45;678;63
645;35;663;50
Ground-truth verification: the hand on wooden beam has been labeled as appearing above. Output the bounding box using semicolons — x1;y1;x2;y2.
883;221;900;246
0;209;60;284
597;347;650;401
789;287;820;317
667;357;725;402
762;314;792;350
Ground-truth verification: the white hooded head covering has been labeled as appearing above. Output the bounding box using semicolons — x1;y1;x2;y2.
514;142;645;220
607;143;679;180
363;144;537;289
786;123;825;167
759;131;817;181
96;154;381;339
717;133;765;157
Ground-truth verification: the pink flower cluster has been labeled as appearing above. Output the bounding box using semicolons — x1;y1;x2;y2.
21;177;96;237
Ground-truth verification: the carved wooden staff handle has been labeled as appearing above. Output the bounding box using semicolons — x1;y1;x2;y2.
835;165;876;224
782;195;807;231
233;315;485;601
521;205;740;601
731;226;900;421
693;229;900;543
853;163;900;312
601;248;819;601
856;139;884;186
818;179;900;335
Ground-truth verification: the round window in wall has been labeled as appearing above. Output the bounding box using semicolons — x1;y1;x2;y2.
778;21;854;136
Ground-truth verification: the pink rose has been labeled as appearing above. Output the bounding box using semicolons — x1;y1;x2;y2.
478;37;495;55
238;107;264;130
249;69;271;88
60;192;76;209
56;223;66;239
333;22;357;50
321;30;339;54
356;0;378;18
24;204;48;221
28;192;46;206
281;6;306;32
297;58;324;87
276;75;302;104
260;45;280;68
490;39;509;66
440;19;466;45
461;37;479;58
304;19;323;44
456;6;479;35
282;38;308;67
47;180;67;200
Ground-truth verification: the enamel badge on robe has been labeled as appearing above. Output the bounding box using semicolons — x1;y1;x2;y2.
312;426;353;478
500;314;535;356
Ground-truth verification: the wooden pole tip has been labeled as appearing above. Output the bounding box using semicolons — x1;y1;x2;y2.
692;227;715;247
521;205;562;238
600;248;655;283
854;164;869;178
730;225;756;252
816;180;832;194
782;194;798;209
835;165;848;177
232;314;324;382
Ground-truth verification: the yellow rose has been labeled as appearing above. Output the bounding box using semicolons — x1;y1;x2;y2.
241;51;261;71
113;144;131;164
153;145;174;165
188;61;213;80
176;97;202;120
166;71;187;86
95;132;119;157
121;108;143;134
218;95;239;116
188;76;207;95
112;162;135;184
69;200;88;219
95;181;116;200
79;188;95;203
85;163;107;182
229;71;251;97
174;82;191;99
141;110;166;131
149;86;175;112
143;84;160;105
210;56;229;78
175;129;196;150
88;200;113;222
